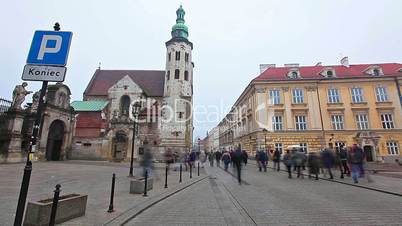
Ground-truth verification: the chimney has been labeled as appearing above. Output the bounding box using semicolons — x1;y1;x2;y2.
284;63;299;68
341;56;349;67
259;64;276;73
315;62;322;66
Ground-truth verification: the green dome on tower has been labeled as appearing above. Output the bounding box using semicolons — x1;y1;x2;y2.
171;5;189;39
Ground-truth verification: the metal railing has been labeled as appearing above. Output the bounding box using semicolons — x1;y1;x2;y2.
0;98;12;115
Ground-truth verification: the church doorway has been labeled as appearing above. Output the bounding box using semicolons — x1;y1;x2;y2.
113;131;128;162
364;145;374;162
46;120;65;161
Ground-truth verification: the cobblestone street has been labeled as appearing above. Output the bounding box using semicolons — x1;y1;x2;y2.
128;164;402;226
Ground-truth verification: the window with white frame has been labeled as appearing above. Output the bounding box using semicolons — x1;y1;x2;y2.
269;89;281;105
334;142;346;152
356;114;369;130
299;143;308;153
272;115;283;131
351;87;364;103
331;115;344;130
295;115;307;130
328;88;340;103
274;143;283;154
386;142;399;155
292;88;304;104
375;86;388;102
381;113;394;129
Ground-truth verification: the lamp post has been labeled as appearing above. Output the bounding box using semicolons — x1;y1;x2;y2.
129;100;142;177
262;128;268;151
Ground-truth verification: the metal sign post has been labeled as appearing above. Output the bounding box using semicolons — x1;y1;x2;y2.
14;23;72;226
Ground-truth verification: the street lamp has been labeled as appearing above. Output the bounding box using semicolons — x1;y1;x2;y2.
129;100;142;177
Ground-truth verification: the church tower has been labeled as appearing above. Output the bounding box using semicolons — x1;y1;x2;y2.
161;5;193;152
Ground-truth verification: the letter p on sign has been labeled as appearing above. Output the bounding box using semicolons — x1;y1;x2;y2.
27;30;73;66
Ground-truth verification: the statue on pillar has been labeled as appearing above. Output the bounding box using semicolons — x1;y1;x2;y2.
11;82;32;110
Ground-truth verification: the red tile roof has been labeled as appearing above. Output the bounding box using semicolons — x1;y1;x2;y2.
254;63;402;81
84;69;165;97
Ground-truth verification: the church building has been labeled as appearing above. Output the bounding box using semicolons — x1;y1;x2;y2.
70;6;194;161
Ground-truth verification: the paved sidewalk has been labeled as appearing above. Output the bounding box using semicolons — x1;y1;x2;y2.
0;160;204;226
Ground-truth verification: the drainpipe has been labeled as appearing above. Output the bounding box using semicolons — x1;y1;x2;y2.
395;77;402;108
316;81;326;148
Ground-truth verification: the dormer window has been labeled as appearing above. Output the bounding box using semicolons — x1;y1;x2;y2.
320;68;336;78
288;70;300;79
327;70;334;77
373;68;380;76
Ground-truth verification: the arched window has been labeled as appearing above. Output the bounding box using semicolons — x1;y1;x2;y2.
167;71;170;80
175;69;180;79
184;71;189;81
175;51;180;61
327;70;334;77
289;71;299;79
120;95;130;116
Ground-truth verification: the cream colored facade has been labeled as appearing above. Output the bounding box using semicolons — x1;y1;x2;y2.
216;63;402;162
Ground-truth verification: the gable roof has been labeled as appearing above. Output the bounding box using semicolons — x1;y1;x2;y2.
254;63;402;81
71;100;108;112
84;69;165;97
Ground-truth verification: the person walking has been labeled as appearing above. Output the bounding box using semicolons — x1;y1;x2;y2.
292;149;305;178
320;148;335;179
208;151;214;167
307;151;320;180
222;151;231;171
348;144;364;183
242;150;248;166
283;150;293;178
259;149;268;172
233;146;243;184
339;145;350;176
199;151;207;168
189;151;197;169
273;149;281;171
215;150;222;167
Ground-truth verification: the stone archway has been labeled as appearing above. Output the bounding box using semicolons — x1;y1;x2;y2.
46;120;65;161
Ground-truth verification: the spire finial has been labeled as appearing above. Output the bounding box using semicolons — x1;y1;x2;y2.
98;62;101;70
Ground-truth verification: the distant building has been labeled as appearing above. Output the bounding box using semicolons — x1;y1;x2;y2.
70;6;194;161
215;58;402;162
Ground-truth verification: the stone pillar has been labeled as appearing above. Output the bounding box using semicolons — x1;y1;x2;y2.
1;111;25;163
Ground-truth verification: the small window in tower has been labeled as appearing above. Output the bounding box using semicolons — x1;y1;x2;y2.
167;71;170;80
175;69;180;79
175;51;180;61
184;71;189;81
185;53;189;62
168;53;171;61
178;112;184;119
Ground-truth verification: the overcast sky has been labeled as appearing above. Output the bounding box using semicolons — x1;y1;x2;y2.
1;0;402;140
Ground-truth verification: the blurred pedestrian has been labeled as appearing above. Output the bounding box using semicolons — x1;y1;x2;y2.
164;148;174;171
189;151;197;169
307;151;320;180
140;141;154;177
215;150;222;167
242;150;248;166
259;149;268;172
292;149;305;178
273;148;281;171
233;145;243;184
199;151;207;168
348;144;364;183
283;150;293;178
320;148;335;179
208;151;214;167
339;145;350;177
222;151;231;171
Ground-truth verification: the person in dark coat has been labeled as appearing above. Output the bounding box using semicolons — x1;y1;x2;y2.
283;150;293;178
215;150;222;167
320;148;335;179
258;149;268;172
307;151;320;180
242;150;248;166
233;146;243;184
291;149;305;178
273;149;281;171
222;151;231;171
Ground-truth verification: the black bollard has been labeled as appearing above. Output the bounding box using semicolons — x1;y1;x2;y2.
107;173;116;213
198;162;200;176
143;170;148;197
13;159;32;226
179;164;182;183
164;165;168;188
49;184;61;226
190;163;192;179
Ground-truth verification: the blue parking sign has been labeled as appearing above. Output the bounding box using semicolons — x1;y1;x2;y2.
27;30;72;66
